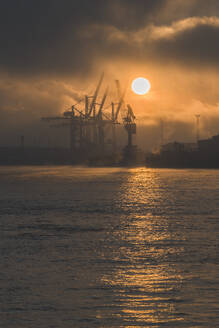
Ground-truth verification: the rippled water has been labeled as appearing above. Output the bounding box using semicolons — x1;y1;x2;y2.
0;166;218;327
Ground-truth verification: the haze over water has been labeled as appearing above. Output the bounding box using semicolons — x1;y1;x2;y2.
0;166;218;327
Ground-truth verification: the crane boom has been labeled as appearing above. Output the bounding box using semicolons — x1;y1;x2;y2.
114;80;126;121
97;87;108;118
88;73;104;117
127;104;135;121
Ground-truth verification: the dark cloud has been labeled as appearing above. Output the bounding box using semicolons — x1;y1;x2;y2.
0;0;165;77
0;0;219;77
152;22;219;68
154;0;219;23
0;0;219;78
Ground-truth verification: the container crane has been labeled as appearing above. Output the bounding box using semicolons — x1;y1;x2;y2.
41;74;116;163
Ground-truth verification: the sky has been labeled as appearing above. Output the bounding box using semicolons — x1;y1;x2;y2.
0;0;219;149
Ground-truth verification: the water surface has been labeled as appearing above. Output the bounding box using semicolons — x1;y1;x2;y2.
0;166;218;327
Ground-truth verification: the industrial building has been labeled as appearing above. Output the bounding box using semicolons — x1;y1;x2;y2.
146;134;219;168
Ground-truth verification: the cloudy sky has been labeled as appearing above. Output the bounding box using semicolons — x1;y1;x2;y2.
0;0;219;149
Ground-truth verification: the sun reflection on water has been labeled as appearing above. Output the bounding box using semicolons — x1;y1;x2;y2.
100;168;185;326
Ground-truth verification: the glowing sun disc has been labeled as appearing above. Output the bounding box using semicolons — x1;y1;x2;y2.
132;77;151;95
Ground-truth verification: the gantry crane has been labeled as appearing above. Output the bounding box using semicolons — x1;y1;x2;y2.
42;74;117;162
42;75;141;165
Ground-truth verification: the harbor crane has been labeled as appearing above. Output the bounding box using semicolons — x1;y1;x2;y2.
42;75;141;164
42;74;119;163
123;104;136;148
114;80;136;149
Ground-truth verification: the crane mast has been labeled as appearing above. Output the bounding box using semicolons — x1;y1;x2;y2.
124;104;136;148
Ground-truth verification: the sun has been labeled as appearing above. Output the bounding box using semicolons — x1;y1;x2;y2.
131;77;151;95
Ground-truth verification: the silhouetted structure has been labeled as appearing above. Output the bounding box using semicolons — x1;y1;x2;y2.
41;75;144;166
0;76;144;166
146;134;219;168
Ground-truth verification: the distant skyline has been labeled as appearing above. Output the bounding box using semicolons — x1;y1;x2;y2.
0;0;219;150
